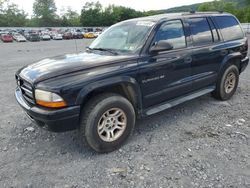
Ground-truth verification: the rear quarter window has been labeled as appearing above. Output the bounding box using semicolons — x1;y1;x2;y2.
188;17;213;46
214;16;244;41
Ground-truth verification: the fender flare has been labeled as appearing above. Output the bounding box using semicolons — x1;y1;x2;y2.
219;52;242;74
75;76;143;112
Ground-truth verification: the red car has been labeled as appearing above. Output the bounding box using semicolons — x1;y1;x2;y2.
1;34;13;42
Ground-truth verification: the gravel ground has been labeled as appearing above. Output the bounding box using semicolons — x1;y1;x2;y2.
0;38;249;188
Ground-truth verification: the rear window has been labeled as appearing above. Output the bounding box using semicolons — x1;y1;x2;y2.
188;17;213;46
214;16;244;41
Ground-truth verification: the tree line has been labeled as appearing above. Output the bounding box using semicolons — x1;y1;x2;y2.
198;0;250;22
0;0;250;27
0;0;150;27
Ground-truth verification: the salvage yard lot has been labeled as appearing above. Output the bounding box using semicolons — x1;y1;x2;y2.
0;38;250;187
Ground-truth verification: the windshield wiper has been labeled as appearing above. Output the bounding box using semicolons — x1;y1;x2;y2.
87;47;118;55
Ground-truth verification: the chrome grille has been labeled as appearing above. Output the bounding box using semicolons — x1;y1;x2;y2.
16;76;35;104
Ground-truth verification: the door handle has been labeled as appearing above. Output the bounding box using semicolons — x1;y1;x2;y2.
184;57;192;63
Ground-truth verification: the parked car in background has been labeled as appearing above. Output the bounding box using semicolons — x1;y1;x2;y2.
27;33;40;42
93;31;102;38
242;23;250;34
23;31;30;39
40;34;51;41
52;33;63;40
1;34;13;42
13;34;26;42
63;32;73;40
83;32;95;38
73;30;83;39
86;28;93;32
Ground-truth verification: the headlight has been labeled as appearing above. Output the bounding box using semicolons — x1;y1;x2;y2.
35;89;67;108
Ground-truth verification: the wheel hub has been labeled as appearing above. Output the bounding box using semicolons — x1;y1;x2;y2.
224;72;236;94
97;108;127;142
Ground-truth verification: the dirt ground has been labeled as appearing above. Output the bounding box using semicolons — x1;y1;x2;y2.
0;38;249;188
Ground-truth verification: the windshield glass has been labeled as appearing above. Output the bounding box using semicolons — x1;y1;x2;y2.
89;20;155;54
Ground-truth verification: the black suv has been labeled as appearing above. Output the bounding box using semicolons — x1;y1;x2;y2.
27;33;40;42
15;12;249;152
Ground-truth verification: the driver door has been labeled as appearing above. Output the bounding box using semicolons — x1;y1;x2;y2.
139;19;193;108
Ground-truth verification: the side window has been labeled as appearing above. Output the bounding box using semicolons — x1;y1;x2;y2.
188;17;213;46
213;16;244;41
153;20;186;50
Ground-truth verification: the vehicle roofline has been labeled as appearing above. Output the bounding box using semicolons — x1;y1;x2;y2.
119;12;234;23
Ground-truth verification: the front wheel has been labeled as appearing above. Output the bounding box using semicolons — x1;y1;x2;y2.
212;64;239;101
80;93;135;153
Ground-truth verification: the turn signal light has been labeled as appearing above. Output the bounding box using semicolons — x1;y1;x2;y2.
36;100;67;108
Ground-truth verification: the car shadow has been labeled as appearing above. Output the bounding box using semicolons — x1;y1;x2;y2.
38;91;241;157
50;94;215;156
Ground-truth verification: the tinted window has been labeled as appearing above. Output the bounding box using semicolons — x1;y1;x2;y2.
189;18;213;46
214;16;244;41
154;20;186;49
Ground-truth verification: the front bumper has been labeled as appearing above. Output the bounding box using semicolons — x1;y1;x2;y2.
15;87;80;132
240;56;249;73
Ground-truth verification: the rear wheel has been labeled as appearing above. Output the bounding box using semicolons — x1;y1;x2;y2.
212;64;239;101
80;93;135;153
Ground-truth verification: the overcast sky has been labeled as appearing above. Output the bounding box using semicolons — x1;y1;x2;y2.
10;0;214;15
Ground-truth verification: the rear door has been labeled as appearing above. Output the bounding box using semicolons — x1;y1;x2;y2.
187;17;224;91
212;15;247;58
138;19;193;108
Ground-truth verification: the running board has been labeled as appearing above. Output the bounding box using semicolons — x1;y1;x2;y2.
145;86;215;116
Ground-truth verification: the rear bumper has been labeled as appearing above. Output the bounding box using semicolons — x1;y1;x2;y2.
15;87;80;132
240;56;249;73
3;40;13;42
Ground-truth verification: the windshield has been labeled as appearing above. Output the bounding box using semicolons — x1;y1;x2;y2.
89;20;155;54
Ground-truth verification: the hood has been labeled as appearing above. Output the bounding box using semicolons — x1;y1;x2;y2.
18;52;136;84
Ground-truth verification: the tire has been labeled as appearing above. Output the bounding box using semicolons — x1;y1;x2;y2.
79;93;136;153
212;64;239;101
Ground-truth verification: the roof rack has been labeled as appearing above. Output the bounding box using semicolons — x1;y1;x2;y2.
182;11;224;15
190;11;224;14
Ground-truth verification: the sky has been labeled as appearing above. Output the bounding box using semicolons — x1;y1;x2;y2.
10;0;214;16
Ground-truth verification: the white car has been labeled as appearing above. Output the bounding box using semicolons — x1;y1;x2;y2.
13;34;26;42
94;31;102;38
40;34;51;41
241;23;250;34
52;33;63;40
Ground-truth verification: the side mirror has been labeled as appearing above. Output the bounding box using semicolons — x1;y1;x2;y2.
150;40;173;53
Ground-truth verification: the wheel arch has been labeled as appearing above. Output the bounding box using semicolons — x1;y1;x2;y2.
219;52;242;74
76;76;143;116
